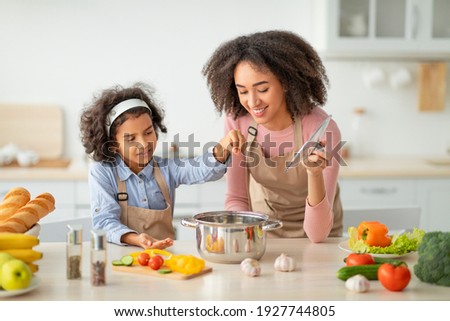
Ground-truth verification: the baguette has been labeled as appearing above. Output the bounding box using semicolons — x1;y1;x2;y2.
0;192;55;233
0;187;31;222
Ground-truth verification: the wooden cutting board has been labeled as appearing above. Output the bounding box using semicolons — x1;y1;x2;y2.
1;158;71;168
418;62;447;112
112;265;213;280
0;104;64;159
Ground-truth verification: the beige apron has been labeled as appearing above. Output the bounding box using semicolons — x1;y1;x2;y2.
117;161;175;240
245;118;343;238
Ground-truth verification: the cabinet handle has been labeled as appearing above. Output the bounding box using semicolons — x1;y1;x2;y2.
412;4;419;39
360;187;397;195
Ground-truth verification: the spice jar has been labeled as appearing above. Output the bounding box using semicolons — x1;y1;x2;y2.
90;229;106;286
66;224;82;280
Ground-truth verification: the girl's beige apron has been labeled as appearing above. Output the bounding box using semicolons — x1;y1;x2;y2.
245;119;343;238
116;162;175;240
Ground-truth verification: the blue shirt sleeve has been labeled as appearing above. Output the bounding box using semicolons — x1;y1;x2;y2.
88;162;136;245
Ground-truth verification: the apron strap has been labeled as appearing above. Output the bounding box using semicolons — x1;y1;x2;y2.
116;169;129;225
153;161;171;207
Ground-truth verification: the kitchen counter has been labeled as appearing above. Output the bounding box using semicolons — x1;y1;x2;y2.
339;156;450;178
1;157;450;181
3;238;449;301
0;158;88;180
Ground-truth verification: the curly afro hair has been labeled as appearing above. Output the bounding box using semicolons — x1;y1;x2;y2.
202;30;329;120
80;82;167;162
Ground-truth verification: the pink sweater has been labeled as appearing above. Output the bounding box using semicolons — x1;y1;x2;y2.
224;108;341;242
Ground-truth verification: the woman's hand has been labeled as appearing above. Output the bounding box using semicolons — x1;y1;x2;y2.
214;129;246;163
301;145;329;175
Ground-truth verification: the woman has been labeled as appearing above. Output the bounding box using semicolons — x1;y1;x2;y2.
202;30;343;242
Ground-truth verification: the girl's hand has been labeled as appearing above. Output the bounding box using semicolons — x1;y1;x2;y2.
214;129;246;163
137;233;174;250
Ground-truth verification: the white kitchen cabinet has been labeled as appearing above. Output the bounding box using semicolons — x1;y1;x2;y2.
172;180;226;240
198;178;227;212
338;178;419;208
339;177;450;232
312;0;450;58
417;179;450;232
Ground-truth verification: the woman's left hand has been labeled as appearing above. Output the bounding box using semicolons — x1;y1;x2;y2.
301;145;329;175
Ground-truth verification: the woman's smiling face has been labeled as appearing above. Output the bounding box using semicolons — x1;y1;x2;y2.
234;61;291;130
114;113;156;173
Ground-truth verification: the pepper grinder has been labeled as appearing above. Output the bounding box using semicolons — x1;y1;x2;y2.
66;224;82;280
90;229;107;286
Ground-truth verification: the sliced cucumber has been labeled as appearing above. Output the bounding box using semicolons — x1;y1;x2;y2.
157;269;172;274
112;259;124;266
120;255;134;266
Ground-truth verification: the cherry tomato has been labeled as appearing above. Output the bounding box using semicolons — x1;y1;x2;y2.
346;253;375;266
377;263;411;291
153;255;164;266
137;252;150;266
148;255;164;270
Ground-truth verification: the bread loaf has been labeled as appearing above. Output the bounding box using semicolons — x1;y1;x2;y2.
0;187;31;222
0;192;55;233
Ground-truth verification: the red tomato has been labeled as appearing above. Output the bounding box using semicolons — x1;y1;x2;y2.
153;255;164;266
377;263;411;291
148;255;164;270
137;252;150;266
346;253;375;266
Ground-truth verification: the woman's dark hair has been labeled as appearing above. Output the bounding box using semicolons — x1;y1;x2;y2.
80;82;167;162
202;30;329;119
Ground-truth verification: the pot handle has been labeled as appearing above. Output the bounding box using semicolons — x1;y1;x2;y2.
181;217;197;228
261;219;283;231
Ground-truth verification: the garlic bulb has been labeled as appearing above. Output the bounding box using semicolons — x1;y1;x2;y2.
345;274;370;293
240;258;261;277
274;253;296;272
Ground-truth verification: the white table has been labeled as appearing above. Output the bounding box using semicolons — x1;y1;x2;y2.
3;238;449;301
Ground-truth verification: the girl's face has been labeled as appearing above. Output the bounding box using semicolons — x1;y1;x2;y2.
234;61;291;131
114;113;157;174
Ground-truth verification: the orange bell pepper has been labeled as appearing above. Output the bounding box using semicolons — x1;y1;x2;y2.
357;221;392;247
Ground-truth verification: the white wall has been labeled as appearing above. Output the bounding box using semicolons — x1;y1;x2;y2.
1;0;449;160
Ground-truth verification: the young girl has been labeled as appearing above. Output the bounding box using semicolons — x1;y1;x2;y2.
202;30;343;242
80;82;244;249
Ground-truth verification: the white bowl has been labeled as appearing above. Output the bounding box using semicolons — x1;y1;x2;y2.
25;223;41;237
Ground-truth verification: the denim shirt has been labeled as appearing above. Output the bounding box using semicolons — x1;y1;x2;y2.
88;150;229;245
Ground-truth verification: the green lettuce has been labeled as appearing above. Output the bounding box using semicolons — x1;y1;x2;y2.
348;227;425;255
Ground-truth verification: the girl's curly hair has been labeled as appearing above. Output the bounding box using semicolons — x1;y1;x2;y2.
202;30;329;120
80;82;167;162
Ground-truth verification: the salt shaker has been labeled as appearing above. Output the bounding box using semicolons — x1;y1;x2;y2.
90;229;106;286
66;224;82;280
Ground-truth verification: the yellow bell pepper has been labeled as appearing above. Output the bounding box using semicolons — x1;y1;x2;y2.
165;254;205;275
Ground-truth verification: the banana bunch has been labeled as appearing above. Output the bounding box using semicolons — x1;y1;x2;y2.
0;233;42;273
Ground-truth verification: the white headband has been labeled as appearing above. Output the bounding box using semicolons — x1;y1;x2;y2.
105;98;151;136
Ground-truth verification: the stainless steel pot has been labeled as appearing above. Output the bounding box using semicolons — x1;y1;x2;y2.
181;211;282;264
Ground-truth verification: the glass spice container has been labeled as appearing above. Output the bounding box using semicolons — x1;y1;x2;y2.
90;229;106;286
66;224;82;280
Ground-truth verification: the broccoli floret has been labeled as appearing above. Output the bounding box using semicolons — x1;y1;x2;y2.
413;231;450;287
